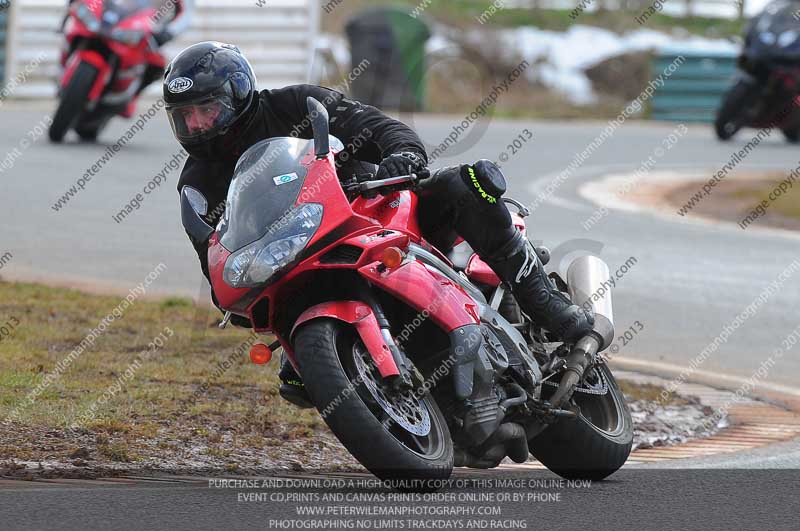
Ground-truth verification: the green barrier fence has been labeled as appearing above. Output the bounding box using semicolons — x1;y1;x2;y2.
650;48;739;122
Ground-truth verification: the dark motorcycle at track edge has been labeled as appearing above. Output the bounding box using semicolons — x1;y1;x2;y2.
716;0;800;142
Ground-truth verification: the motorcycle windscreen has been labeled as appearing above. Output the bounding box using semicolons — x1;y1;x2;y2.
103;0;159;19
754;2;800;52
217;137;314;252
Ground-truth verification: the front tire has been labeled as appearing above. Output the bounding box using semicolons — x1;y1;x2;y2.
49;62;99;143
294;319;453;486
782;127;800;143
714;78;759;141
75;114;111;142
528;362;633;480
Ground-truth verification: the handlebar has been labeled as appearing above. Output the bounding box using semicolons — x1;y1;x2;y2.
342;169;433;197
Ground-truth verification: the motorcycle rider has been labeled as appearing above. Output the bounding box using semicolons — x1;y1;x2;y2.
166;42;594;408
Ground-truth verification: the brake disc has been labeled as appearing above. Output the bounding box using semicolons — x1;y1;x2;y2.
352;344;431;436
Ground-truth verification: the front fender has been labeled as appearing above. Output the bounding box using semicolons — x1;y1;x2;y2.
291;301;400;378
358;260;481;333
63;50;112;102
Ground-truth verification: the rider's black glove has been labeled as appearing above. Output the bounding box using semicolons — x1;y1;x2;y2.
376;151;427;180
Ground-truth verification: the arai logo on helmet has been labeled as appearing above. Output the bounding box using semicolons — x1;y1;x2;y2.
168;77;194;94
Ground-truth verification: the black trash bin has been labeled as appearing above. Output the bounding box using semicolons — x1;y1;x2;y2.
345;6;431;111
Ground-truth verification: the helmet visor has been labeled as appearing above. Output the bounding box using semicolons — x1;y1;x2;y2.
166;95;238;145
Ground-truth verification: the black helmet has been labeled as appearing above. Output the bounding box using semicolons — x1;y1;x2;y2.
164;41;258;160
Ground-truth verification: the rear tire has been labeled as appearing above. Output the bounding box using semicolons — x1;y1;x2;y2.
528;363;632;480
49;62;99;143
294;319;453;486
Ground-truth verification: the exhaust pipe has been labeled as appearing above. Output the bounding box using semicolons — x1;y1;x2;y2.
566;255;614;350
548;334;601;408
549;255;616;408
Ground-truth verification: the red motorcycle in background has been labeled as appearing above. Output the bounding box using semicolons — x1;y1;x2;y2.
49;0;167;142
181;98;633;486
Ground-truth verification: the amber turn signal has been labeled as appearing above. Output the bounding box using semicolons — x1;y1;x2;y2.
249;343;273;365
381;247;405;269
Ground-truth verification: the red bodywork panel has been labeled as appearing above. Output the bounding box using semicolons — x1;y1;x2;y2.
291;301;400;378
466;255;501;287
359;260;481;332
352;191;424;239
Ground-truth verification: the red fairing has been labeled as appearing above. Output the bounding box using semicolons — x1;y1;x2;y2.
466;255;501;287
295;156;356;238
359;260;481;332
205;136;482;357
351;191;423;240
291;301;400;378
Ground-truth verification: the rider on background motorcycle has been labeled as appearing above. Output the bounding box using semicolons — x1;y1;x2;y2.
165;42;594;408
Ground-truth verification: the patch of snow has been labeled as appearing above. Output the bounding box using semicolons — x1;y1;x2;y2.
628;399;721;450
318;21;739;106
497;25;738;104
508;0;769;19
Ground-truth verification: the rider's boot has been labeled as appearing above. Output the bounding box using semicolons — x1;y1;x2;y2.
278;354;314;409
484;230;595;343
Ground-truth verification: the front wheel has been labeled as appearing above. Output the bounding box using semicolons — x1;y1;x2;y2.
75;113;112;142
714;78;759;141
528;362;633;480
294;319;453;486
782;127;800;143
49;61;99;143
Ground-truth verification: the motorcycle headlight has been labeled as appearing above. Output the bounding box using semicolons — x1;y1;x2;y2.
779;30;799;48
75;3;101;33
110;28;145;45
223;203;323;288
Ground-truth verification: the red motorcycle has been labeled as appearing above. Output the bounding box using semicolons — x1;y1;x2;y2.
181;98;633;486
49;0;166;142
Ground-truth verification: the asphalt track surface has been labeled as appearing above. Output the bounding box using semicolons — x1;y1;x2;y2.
0;469;797;531
2;101;800;529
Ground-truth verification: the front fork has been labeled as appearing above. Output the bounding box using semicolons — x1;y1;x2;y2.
356;283;420;391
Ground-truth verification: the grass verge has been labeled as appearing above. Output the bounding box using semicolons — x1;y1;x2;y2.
0;281;355;477
662;172;800;231
322;1;744;38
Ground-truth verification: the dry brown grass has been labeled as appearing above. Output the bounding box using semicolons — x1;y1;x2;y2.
0;281;355;475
